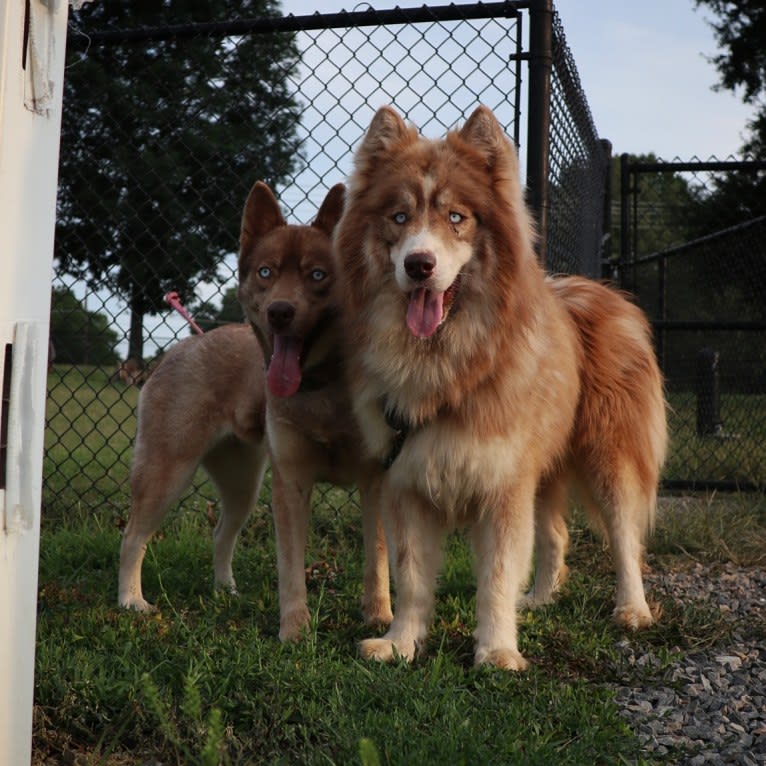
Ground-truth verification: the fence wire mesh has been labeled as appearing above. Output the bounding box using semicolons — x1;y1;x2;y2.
620;158;766;490
46;2;610;519
547;11;609;278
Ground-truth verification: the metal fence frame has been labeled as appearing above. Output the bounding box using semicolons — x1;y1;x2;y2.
619;155;766;492
46;1;610;515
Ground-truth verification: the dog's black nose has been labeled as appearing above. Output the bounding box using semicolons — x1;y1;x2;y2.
267;301;295;330
404;251;436;281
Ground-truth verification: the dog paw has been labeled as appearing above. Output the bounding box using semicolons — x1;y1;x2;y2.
362;597;394;629
613;602;657;631
520;566;570;610
359;637;415;663
474;647;529;671
214;578;238;596
119;596;156;613
519;591;554;610
279;607;311;642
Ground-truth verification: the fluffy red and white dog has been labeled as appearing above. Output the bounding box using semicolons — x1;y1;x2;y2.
335;105;667;670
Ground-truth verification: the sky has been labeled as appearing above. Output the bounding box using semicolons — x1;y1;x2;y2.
279;0;756;161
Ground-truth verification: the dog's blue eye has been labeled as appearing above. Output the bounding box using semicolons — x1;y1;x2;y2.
449;211;464;224
311;269;326;282
258;266;271;279
393;212;407;225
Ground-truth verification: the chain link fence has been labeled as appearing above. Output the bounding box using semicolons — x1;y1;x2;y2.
46;1;610;518
619;157;766;491
546;10;609;277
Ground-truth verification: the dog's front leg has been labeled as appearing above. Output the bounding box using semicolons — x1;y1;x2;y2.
270;463;312;641
470;485;536;671
359;487;444;663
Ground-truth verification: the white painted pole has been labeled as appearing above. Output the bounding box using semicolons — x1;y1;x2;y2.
0;1;70;764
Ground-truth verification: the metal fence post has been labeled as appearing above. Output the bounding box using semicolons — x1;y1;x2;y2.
526;0;553;266
657;252;666;372
600;138;613;279
696;348;722;437
619;152;631;292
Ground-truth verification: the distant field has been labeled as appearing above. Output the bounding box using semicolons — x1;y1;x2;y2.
44;364;214;519
43;367;766;523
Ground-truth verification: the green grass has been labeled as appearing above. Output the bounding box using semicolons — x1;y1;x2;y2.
34;367;766;764
45;365;140;513
663;391;766;486
34;506;620;765
34;493;766;765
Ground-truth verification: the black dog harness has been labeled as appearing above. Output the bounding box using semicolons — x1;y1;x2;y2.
382;402;411;470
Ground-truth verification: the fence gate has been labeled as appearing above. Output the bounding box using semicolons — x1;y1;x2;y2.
619;156;766;491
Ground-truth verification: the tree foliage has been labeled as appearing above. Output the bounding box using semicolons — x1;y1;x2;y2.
609;153;703;263
50;288;120;366
695;0;766;105
56;0;302;360
693;0;766;232
194;287;244;333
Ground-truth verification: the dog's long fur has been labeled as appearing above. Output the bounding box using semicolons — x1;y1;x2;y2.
335;106;667;669
120;184;392;639
237;181;391;640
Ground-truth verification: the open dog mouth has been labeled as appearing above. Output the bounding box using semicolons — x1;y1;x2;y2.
267;335;304;397
406;276;461;339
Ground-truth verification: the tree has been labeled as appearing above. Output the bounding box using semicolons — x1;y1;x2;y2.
695;0;766;105
690;0;766;290
609;153;702;262
694;0;766;217
49;288;120;366
194;287;245;333
56;0;302;362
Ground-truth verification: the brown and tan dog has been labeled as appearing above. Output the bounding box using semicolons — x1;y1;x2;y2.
336;107;666;669
119;183;392;641
237;181;391;640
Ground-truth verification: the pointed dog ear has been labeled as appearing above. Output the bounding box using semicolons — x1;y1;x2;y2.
353;106;417;173
364;106;412;151
239;181;286;281
457;105;518;175
240;181;286;257
312;183;346;235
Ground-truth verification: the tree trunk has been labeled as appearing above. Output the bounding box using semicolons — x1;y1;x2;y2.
127;289;144;363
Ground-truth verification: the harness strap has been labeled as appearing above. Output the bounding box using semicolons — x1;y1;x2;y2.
382;403;411;470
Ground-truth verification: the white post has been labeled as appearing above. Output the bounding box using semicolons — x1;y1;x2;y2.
0;2;70;764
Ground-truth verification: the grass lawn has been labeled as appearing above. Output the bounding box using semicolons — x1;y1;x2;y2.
34;367;766;764
664;391;766;487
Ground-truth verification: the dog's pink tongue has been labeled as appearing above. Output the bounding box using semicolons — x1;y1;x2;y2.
267;336;303;397
406;288;444;339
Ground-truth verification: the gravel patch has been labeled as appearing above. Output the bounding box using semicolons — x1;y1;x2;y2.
610;562;766;764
